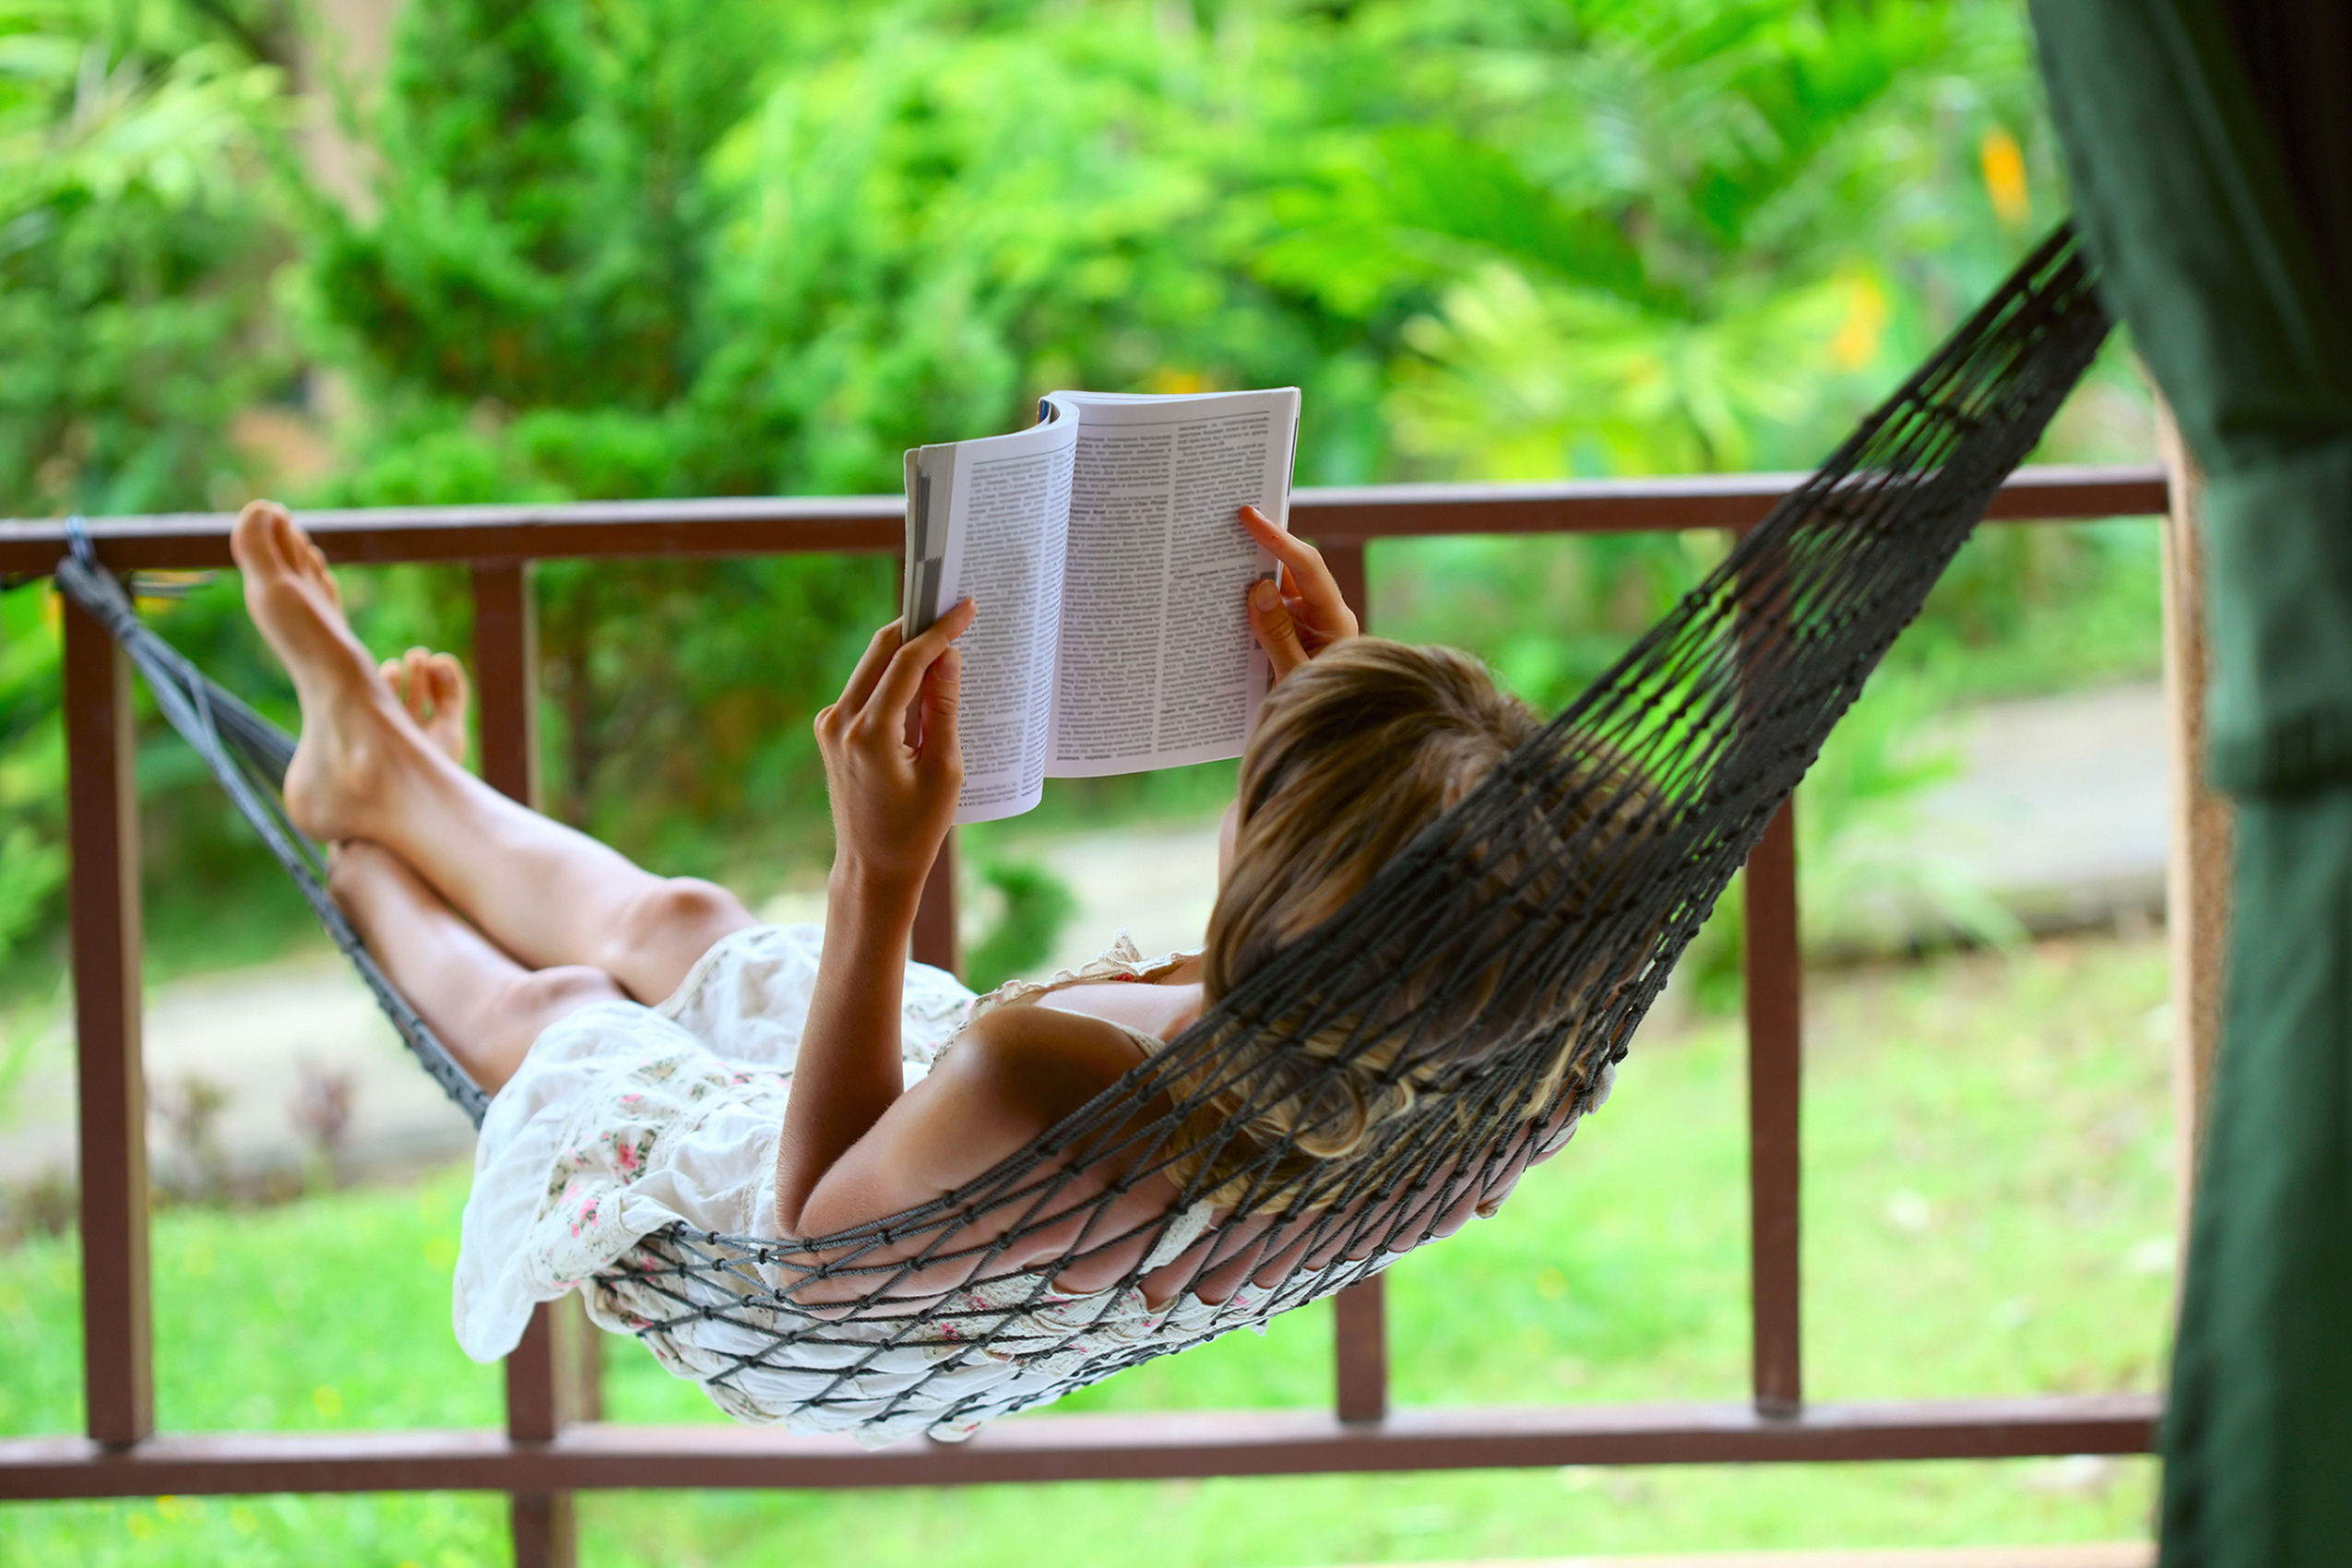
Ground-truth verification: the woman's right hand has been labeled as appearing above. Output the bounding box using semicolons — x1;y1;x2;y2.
1239;504;1360;683
813;600;977;899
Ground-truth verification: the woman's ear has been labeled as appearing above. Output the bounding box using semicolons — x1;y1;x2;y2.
1217;798;1241;889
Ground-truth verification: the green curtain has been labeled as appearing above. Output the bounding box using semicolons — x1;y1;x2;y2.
2028;3;2352;1563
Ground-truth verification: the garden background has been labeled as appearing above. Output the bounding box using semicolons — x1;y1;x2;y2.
0;1;2177;1563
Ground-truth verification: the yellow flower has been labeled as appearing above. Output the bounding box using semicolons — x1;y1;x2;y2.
1831;270;1890;372
1980;128;2030;228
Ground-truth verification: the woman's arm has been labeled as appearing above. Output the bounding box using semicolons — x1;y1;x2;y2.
774;600;976;1235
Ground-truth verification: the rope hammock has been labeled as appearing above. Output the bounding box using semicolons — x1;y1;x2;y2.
53;225;2110;1439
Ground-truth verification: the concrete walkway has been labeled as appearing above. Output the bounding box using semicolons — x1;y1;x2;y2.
0;683;2173;1193
1913;683;2168;933
0;956;478;1192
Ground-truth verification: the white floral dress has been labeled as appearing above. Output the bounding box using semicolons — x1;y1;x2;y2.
452;924;1597;1447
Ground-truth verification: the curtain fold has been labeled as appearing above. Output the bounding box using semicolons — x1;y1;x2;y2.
2029;3;2352;1563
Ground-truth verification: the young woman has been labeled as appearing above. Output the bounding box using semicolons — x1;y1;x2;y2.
232;497;1605;1443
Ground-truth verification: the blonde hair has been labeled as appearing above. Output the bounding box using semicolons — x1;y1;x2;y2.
1206;639;1540;992
1153;639;1634;1211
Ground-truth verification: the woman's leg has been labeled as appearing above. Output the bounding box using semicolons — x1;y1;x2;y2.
233;501;757;1002
327;841;624;1094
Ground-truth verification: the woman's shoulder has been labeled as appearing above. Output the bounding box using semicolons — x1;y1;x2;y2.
794;1002;1152;1239
926;1003;1153;1131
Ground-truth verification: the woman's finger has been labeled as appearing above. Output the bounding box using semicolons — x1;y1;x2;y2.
860;599;977;736
1279;589;1330;641
1240;505;1358;640
834;619;906;720
916;647;962;782
1249;576;1310;682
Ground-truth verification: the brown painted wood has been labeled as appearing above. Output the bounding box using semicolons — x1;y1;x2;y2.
1307;539;1387;1428
1291;537;1389;1425
62;591;153;1448
511;1489;577;1568
0;1394;2160;1498
1743;802;1803;1416
1334;1280;1389;1423
499;1298;601;1432
1311;539;1371;632
0;496;909;573
911;830;959;976
470;564;582;1568
504;1308;566;1446
894;584;961;980
0;468;2170;575
470;563;541;806
1289;465;2168;544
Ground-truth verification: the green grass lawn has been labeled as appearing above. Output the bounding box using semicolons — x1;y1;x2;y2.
0;932;2173;1566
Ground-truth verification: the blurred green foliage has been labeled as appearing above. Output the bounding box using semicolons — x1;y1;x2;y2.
0;0;2155;987
962;857;1082;992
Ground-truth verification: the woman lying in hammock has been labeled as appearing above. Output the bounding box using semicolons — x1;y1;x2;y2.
232;497;1610;1443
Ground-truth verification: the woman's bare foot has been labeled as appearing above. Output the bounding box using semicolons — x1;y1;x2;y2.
379;648;470;766
232;500;429;842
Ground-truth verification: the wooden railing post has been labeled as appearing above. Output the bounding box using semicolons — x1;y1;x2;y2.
1744;802;1803;1417
472;562;541;807
2155;403;2230;1247
1311;537;1390;1423
1315;537;1369;635
911;829;958;975
63;582;153;1448
895;550;962;977
472;562;595;1568
1333;1275;1389;1422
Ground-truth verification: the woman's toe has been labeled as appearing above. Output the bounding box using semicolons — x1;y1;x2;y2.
232;500;287;574
299;536;342;604
406;649;437;721
428;653;469;715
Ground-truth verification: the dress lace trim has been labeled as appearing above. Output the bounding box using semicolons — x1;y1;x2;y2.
951;929;1196;1066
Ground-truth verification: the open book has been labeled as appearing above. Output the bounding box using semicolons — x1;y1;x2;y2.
903;386;1301;825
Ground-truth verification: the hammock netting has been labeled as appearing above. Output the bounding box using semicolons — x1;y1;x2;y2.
53;225;2110;1434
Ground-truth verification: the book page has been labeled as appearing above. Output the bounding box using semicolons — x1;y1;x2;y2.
904;411;1079;825
1042;387;1301;778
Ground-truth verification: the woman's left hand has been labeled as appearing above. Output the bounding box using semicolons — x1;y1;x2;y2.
1239;504;1360;683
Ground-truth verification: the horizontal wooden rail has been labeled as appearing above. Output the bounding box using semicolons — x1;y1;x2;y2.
0;1394;2159;1499
1289;465;2167;541
0;466;2168;574
26;465;2175;1557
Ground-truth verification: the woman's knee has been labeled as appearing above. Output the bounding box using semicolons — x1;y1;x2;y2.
604;877;756;986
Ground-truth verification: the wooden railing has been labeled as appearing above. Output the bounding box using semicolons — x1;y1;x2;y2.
0;466;2173;1568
